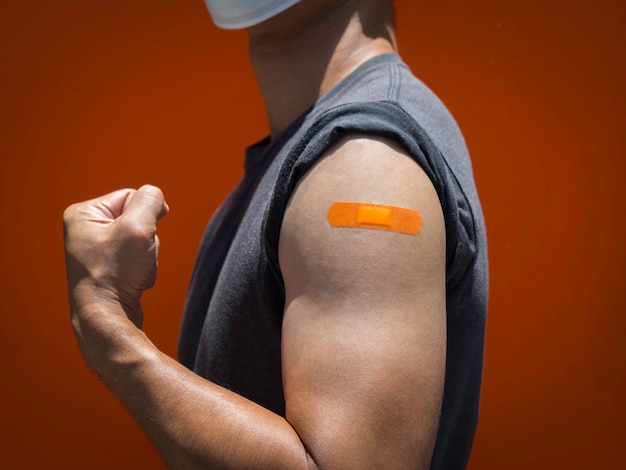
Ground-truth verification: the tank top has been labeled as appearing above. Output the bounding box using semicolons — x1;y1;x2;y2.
178;53;488;469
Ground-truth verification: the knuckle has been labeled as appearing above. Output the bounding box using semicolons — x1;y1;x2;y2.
62;203;79;222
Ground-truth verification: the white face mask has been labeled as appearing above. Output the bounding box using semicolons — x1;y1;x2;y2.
204;0;302;29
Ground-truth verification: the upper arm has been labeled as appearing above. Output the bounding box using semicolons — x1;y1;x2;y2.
279;135;447;469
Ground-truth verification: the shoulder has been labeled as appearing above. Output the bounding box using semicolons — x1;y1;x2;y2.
278;135;446;320
279;133;445;310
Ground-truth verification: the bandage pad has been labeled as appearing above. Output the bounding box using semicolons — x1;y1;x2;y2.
327;202;422;235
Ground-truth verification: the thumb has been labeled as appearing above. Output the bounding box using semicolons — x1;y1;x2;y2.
122;185;169;226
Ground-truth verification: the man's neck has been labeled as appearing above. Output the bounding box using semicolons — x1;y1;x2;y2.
247;0;396;138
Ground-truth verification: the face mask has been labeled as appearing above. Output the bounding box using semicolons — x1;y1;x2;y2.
204;0;302;29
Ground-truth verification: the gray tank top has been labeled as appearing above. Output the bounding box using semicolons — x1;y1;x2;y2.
178;53;488;469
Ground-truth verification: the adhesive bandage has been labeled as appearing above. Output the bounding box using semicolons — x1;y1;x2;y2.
327;202;422;235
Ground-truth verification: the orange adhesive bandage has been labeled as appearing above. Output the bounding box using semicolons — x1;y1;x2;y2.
327;202;422;235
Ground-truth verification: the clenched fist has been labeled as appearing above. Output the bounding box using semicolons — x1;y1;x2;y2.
63;185;169;327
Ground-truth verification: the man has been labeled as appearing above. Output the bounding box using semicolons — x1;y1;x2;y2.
63;0;488;468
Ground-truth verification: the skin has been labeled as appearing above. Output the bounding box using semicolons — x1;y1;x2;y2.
248;0;397;137
63;1;447;468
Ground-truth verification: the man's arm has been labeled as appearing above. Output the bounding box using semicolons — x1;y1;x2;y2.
64;186;311;469
63;135;446;468
279;135;446;468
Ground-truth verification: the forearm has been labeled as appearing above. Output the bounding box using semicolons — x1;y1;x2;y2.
72;301;313;470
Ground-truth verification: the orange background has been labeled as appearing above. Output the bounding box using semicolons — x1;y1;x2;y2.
1;0;624;468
